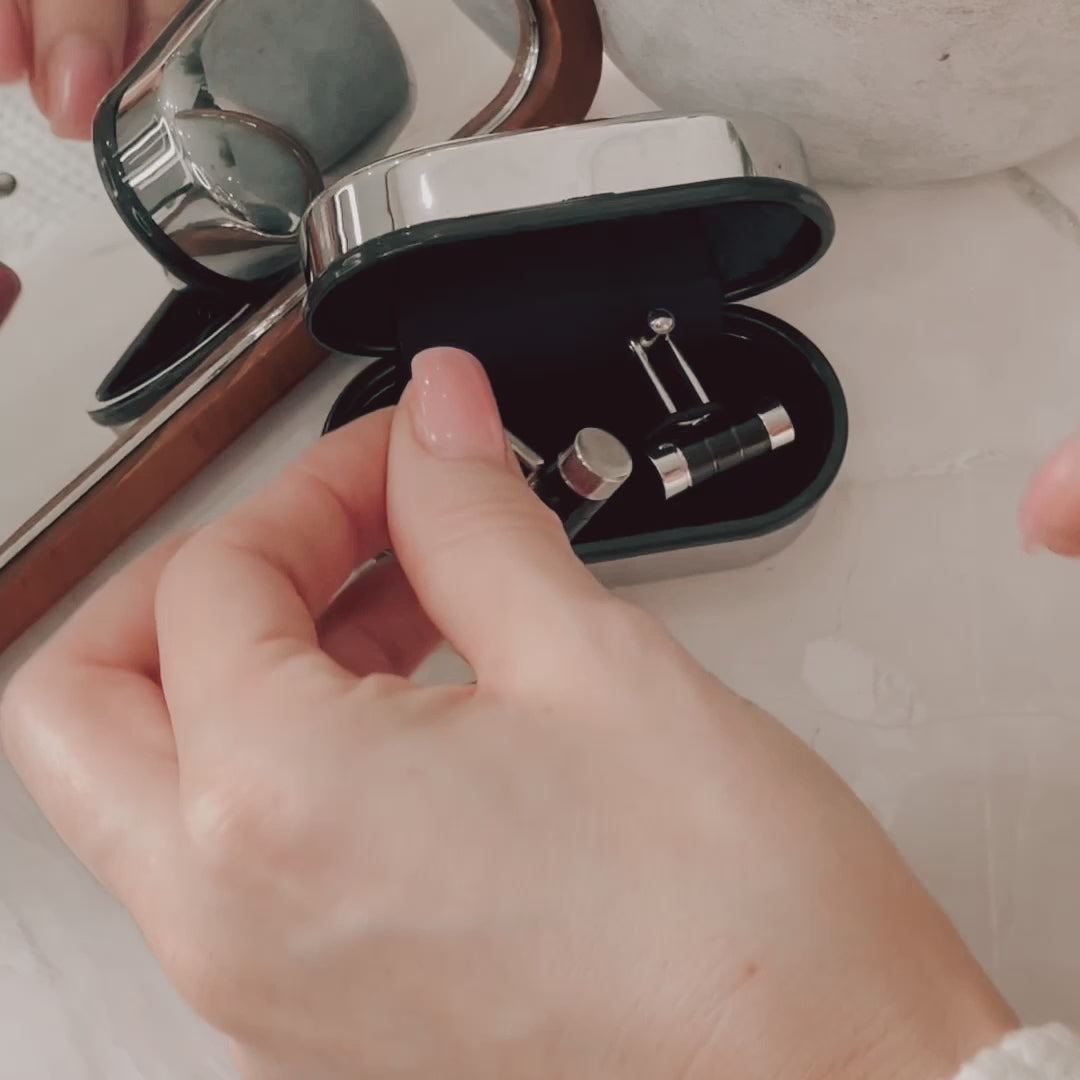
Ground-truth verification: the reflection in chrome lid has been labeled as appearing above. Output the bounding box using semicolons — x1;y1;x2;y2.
93;0;541;291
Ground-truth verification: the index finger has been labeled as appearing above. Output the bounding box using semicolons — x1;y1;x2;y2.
155;408;396;732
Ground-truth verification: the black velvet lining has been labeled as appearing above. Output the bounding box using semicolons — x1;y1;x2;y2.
326;301;845;555
318;182;847;559
306;179;833;356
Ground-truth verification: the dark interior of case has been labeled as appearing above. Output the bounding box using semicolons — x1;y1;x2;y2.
313;178;850;564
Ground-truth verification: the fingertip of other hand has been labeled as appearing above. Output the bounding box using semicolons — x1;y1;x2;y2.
0;262;20;323
1020;435;1080;557
0;0;28;83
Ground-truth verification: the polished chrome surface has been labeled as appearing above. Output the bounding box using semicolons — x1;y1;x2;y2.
302;111;813;285
661;330;710;408
629;336;678;415
508;432;545;476
648;310;676;337
647;405;797;504
638;309;711;408
97;0;541;286
648;444;693;501
591;512;817;590
761;404;796;451
558;428;634;502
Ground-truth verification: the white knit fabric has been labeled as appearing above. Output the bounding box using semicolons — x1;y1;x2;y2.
0;85;108;262
956;1026;1080;1079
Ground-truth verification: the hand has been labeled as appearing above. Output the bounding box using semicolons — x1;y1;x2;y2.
0;0;182;138
0;261;20;325
2;349;1015;1080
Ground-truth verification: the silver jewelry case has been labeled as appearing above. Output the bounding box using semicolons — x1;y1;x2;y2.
310;111;848;585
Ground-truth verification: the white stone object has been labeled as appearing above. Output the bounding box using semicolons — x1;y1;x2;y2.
595;0;1080;184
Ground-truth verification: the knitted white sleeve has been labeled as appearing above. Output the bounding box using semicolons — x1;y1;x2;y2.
955;1026;1080;1079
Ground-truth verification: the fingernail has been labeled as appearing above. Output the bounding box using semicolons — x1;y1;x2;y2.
0;0;27;83
0;263;20;323
46;33;114;139
408;348;506;462
1019;436;1080;557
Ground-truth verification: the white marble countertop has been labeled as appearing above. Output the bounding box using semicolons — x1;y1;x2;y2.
5;63;1080;1078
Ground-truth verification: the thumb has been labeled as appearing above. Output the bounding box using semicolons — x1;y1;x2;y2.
1021;434;1080;556
387;348;611;682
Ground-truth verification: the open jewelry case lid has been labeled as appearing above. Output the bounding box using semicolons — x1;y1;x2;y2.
302;112;836;354
93;0;604;295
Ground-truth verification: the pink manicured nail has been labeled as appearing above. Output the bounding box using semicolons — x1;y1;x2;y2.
0;263;20;324
46;33;114;140
408;348;505;462
0;0;27;83
1020;435;1080;557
